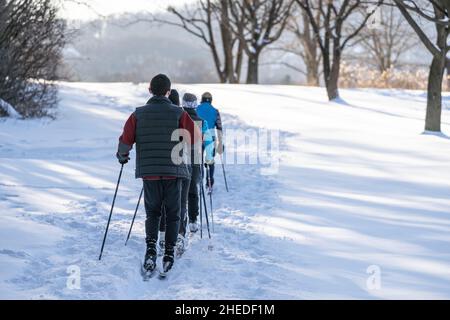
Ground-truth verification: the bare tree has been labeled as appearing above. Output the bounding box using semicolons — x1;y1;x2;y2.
228;0;295;84
215;0;246;83
393;0;449;132
160;0;244;83
0;0;66;118
296;0;382;100
351;4;418;72
278;4;321;85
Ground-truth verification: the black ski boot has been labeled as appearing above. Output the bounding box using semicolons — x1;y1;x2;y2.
141;241;157;280
159;248;174;279
175;235;186;258
189;220;199;233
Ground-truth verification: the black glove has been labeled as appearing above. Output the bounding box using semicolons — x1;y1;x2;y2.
116;152;130;165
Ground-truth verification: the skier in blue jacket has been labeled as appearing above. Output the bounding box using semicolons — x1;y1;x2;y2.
196;92;223;192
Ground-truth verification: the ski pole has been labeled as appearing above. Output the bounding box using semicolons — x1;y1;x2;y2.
209;189;214;233
99;164;124;260
199;163;203;238
200;182;211;239
200;153;211;239
200;183;203;239
220;153;229;192
125;186;143;246
206;164;214;232
200;151;204;239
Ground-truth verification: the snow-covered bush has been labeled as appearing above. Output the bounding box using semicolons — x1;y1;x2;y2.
0;0;65;118
0;98;20;118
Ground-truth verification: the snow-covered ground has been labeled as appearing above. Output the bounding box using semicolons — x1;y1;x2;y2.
1;82;450;299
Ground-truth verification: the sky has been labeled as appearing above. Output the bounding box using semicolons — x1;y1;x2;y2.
59;0;195;20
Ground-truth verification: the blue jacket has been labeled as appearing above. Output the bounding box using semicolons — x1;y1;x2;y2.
197;102;222;162
197;102;222;135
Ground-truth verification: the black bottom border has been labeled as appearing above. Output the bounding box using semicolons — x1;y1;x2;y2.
1;300;448;319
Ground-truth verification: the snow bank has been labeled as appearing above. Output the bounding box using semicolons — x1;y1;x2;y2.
0;98;20;118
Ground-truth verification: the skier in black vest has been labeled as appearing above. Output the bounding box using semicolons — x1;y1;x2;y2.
116;75;201;276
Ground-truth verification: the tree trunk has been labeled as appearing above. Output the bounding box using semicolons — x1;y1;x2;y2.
246;53;260;84
306;63;320;86
425;54;445;132
302;10;320;86
218;72;227;83
210;43;227;83
224;46;234;83
325;72;339;100
325;50;341;100
233;40;244;84
446;57;450;91
304;41;320;86
220;0;234;83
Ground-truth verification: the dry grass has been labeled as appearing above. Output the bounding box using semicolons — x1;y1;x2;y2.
339;62;449;91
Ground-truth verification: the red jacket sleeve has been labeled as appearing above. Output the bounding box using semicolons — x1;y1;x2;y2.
118;113;136;155
179;111;202;144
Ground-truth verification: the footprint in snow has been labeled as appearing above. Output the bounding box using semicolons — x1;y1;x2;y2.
0;249;30;259
240;270;255;278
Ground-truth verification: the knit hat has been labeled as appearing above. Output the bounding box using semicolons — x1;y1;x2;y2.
201;92;212;103
182;93;198;109
169;89;180;106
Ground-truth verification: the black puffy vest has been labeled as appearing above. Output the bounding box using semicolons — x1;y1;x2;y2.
134;96;189;179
